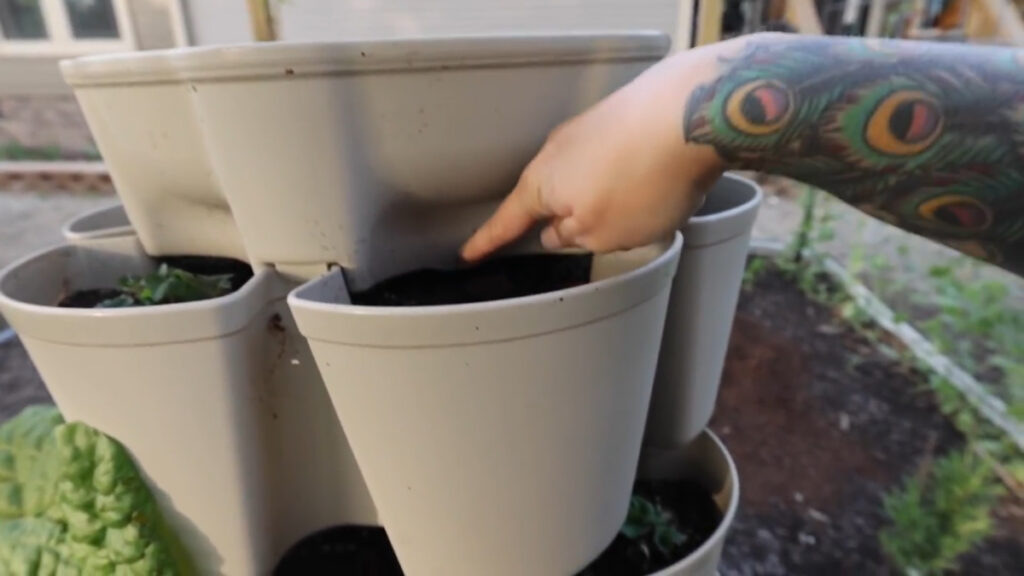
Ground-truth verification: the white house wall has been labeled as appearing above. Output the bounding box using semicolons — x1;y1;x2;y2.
182;0;253;45
276;0;682;43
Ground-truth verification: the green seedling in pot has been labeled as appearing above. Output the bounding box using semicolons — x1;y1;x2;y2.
98;263;233;307
620;495;688;565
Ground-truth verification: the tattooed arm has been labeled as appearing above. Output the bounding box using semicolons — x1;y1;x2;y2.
461;33;1024;277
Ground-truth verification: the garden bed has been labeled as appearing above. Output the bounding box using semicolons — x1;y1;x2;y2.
714;260;1022;575
0;256;1020;574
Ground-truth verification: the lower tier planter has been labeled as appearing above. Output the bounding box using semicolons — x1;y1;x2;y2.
289;234;683;576
271;430;739;576
645;174;762;448
639;431;739;576
0;236;376;574
61;202;133;242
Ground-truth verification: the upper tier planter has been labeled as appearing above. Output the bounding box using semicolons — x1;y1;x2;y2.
289;234;682;576
60;53;248;261
61;33;669;285
645;174;762;447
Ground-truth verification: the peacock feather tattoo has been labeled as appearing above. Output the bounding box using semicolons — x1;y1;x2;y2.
684;36;1024;275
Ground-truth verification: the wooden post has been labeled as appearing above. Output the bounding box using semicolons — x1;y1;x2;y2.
247;0;276;42
695;0;724;45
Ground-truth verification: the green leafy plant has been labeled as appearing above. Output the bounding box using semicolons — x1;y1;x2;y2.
98;263;233;308
620;495;687;564
742;255;768;290
918;264;1024;422
880;449;1002;576
0;405;194;574
0;143;101;162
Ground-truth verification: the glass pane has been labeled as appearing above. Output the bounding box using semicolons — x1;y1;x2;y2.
64;0;118;39
0;0;48;39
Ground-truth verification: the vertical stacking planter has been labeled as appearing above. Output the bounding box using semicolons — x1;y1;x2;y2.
290;237;682;576
61;203;133;242
8;30;754;576
645;174;762;447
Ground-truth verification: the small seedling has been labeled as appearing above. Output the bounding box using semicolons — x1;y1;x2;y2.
742;256;768;290
620;495;687;565
98;263;233;307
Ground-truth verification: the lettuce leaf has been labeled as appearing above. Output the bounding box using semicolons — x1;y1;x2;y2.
0;406;194;575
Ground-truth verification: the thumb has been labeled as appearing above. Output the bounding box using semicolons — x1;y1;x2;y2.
461;178;548;262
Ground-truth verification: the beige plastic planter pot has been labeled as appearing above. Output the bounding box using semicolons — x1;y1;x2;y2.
180;32;669;289
639;430;739;576
289;234;683;576
645;174;762;448
61;202;133;242
60;52;247;261
0;236;377;574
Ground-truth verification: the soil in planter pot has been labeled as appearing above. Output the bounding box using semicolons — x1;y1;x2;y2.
272;481;719;576
577;479;722;576
350;253;592;306
274;526;403;576
57;256;253;308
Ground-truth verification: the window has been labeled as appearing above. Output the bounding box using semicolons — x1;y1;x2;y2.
0;0;134;55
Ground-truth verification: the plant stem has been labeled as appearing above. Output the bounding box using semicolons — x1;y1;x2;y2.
791;186;818;264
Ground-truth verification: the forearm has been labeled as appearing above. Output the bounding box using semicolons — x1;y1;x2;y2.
673;33;1024;275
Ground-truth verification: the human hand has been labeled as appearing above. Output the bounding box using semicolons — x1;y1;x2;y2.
460;47;727;262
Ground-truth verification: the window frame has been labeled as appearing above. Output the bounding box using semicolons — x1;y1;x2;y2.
0;0;135;56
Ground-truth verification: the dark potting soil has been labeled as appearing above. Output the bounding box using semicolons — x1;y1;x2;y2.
272;480;719;576
349;253;592;307
56;288;125;308
577;480;722;576
56;256;253;308
274;526;403;576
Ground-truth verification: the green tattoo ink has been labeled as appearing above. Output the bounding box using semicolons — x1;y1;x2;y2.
684;35;1024;274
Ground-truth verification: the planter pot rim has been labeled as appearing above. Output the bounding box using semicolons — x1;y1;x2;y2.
0;237;274;347
62;32;668;86
60;48;180;86
176;31;669;82
683;173;763;248
61;203;133;242
647;430;740;576
290;234;681;347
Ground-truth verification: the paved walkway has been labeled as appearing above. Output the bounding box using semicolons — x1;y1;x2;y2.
0;190;116;270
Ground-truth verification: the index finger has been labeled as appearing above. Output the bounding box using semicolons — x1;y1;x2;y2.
460;179;549;262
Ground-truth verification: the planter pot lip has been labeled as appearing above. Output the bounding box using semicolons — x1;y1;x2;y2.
62;31;669;86
61;203;133;242
60;48;181;86
648;430;740;576
0;237;273;347
289;234;682;347
682;173;763;248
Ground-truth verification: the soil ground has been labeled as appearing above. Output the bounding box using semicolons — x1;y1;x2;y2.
713;263;1023;575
